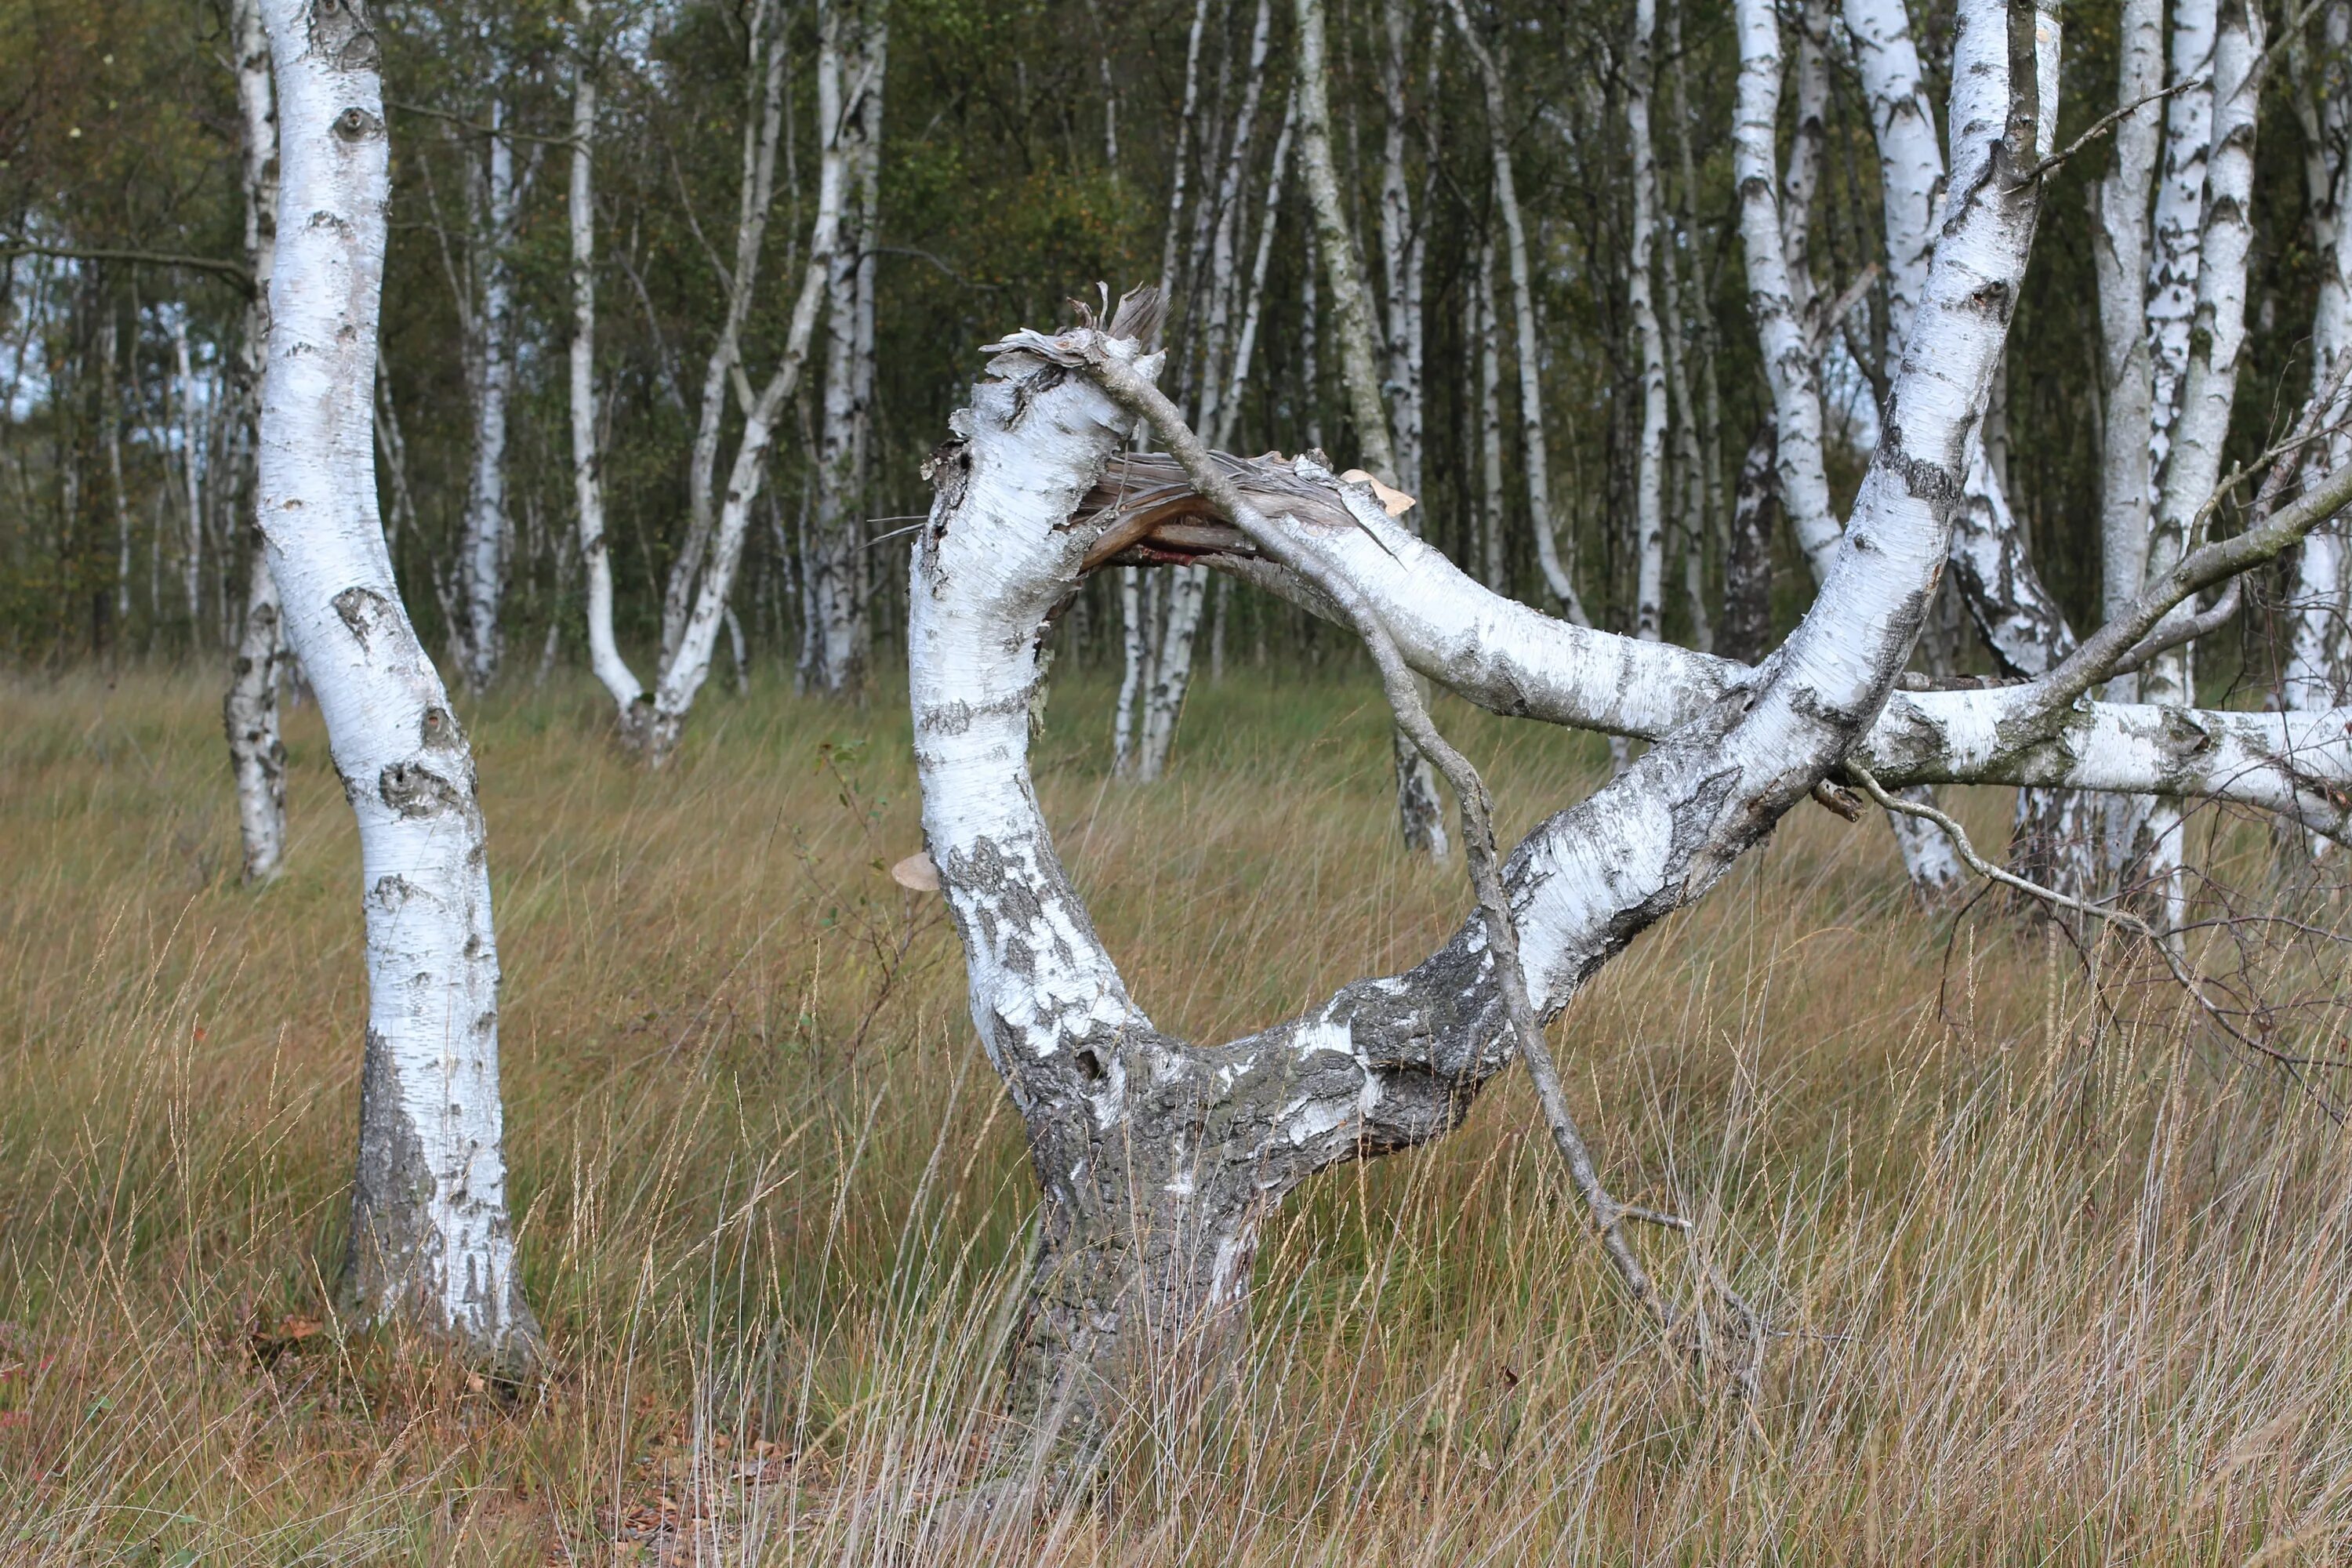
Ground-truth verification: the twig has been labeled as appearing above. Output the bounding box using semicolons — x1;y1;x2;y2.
1845;762;2350;1112
1;242;254;295
2024;78;2205;181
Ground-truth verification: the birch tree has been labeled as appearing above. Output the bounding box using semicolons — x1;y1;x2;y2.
808;0;889;695
2133;0;2259;923
1294;0;1446;853
568;0;845;760
1626;0;1668;643
898;0;2149;1454
455;88;518;692
1737;0;1966;898
256;0;539;1369
223;0;289;884
2285;4;2352;728
1446;0;1590;626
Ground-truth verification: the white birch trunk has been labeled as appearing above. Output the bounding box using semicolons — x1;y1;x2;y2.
2286;3;2352;716
225;0;288;883
1733;0;1841;579
1292;0;1445;851
2136;0;2258;922
172;314;205;636
2147;0;2218;492
2096;0;2165;635
456;96;515;692
102;314;133;630
809;0;887;695
1628;0;1668;643
567;1;647;739
644;12;845;761
663;0;789;665
1133;0;1270;782
1475;237;1507;590
256;0;539;1368
1447;0;1586;624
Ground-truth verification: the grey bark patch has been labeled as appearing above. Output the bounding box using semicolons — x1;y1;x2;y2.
379;760;463;817
307;0;379;70
332;585;393;646
369;873;417;909
341;1025;437;1322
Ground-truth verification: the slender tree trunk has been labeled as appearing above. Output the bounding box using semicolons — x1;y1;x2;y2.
1447;0;1586;625
101;311;132;635
567;0;648;741
1475;238;1507;591
172;313;205;639
2096;0;2165;639
1732;0;1840;581
810;0;888;695
1746;0;1965;898
663;0;789;666
1627;0;1668;644
456;94;516;694
1135;0;1271;781
1294;0;1445;854
257;0;540;1370
225;0;287;883
644;3;846;761
1721;423;1776;662
2285;3;2352;719
2136;0;2258;926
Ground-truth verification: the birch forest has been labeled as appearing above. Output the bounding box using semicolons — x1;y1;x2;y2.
6;0;2352;1557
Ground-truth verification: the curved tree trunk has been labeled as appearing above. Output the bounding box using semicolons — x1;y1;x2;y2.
567;0;651;743
256;0;540;1371
913;6;2056;1456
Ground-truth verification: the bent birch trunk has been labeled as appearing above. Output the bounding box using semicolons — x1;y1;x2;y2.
256;0;539;1370
911;0;2052;1453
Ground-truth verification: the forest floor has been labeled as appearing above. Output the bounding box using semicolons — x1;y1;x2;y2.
2;666;2348;1565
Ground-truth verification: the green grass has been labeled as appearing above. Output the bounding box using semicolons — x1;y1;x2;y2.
0;666;2347;1564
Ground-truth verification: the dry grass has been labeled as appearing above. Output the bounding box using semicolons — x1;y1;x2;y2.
2;666;2348;1565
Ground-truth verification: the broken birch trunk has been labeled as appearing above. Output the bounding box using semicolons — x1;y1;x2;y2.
906;0;2074;1454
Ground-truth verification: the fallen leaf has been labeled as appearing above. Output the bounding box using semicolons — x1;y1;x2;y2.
891;851;941;892
1338;470;1417;517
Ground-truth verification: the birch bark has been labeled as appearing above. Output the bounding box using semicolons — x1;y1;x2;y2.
1133;0;1272;782
225;0;288;883
1293;0;1446;853
566;0;648;738
2133;0;2256;920
1627;0;1668;644
662;0;789;666
2094;0;2165;634
1446;0;1588;624
808;0;889;695
2286;3;2352;717
256;0;539;1369
613;3;844;760
456;94;516;692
